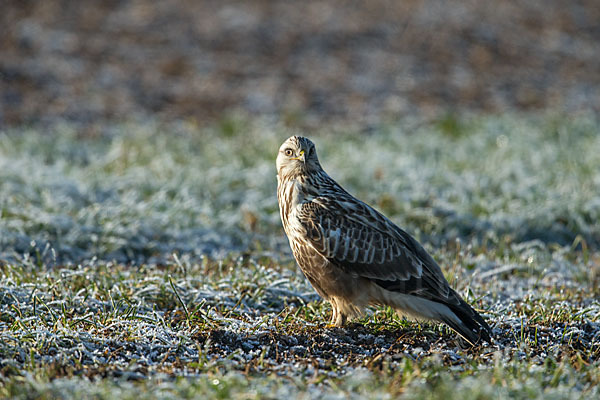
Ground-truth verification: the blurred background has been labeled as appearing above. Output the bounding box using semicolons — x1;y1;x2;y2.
1;0;599;128
1;0;599;264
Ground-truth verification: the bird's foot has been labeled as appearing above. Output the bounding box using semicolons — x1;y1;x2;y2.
326;315;341;329
325;312;347;329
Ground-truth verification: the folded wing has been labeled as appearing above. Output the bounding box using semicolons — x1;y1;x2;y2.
298;196;450;301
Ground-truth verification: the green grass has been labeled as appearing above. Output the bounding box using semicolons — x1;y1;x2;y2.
1;113;599;398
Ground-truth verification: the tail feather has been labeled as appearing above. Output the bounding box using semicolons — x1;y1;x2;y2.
372;283;493;345
441;298;493;346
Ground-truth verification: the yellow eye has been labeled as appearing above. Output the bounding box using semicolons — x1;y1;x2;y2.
284;149;294;157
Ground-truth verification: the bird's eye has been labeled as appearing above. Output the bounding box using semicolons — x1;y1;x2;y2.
284;149;294;157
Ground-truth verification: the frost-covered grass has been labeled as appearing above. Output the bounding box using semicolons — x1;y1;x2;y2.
0;119;286;263
1;114;599;263
0;256;598;399
1;113;599;398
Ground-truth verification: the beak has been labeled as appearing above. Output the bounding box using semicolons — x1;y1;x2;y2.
292;150;305;162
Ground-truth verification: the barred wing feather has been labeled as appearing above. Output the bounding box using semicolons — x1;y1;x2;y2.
298;197;452;300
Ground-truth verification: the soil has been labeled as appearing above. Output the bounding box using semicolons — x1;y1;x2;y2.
1;0;599;127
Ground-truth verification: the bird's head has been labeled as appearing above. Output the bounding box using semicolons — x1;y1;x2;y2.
276;135;321;179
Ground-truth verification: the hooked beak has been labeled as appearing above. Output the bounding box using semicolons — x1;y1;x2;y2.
292;150;305;162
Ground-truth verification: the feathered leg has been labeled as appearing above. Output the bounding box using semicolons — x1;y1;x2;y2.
328;300;348;327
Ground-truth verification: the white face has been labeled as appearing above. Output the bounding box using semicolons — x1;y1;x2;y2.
276;136;319;178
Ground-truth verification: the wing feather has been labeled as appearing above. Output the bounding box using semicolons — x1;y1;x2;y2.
298;195;454;304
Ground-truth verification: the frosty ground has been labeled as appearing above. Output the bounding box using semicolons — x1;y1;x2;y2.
0;114;599;398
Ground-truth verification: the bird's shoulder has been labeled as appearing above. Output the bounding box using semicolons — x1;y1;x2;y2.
297;191;397;238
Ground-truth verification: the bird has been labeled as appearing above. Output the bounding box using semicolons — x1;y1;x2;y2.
276;135;492;345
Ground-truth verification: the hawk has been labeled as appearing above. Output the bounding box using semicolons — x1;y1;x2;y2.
276;135;492;345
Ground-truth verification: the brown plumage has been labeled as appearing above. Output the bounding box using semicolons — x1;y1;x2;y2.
276;135;492;345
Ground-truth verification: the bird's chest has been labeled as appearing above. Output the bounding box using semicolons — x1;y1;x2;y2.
279;180;312;236
283;205;326;274
289;237;333;296
289;236;359;300
284;206;307;238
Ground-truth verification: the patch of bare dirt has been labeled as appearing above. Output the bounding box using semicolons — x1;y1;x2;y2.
1;0;599;126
